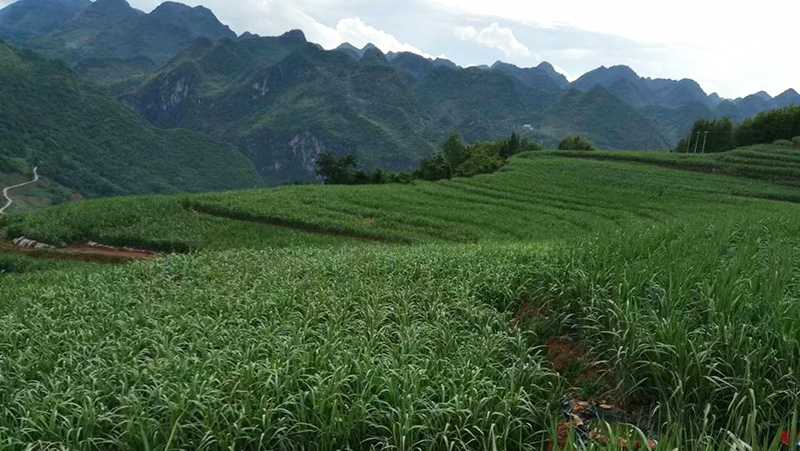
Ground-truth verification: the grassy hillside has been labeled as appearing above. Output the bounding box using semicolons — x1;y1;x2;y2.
0;42;263;198
3;151;800;448
558;144;800;186
9;150;800;251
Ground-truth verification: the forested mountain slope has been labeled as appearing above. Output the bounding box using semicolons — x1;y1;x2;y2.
0;42;263;198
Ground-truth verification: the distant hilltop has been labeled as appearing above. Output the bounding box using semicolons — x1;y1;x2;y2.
0;0;798;185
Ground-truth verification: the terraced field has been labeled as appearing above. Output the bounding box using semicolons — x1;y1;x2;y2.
2;148;800;449
7;152;800;251
559;144;800;184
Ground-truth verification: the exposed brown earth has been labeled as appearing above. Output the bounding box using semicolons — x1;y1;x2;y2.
1;232;157;264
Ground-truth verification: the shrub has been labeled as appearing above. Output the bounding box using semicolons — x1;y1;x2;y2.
773;139;793;147
315;153;359;184
455;153;503;177
793;136;800;149
558;135;595;151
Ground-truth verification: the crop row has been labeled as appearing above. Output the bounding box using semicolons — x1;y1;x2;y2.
2;211;799;448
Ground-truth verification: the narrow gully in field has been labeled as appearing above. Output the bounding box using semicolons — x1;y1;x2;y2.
185;204;411;244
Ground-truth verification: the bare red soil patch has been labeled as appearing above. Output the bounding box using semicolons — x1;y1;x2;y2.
546;337;602;381
512;298;547;326
1;236;157;264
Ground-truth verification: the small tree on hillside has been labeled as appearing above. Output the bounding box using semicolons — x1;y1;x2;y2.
498;132;521;159
316;153;358;184
558;135;595;151
455;153;503;177
442;133;469;171
416;153;450;181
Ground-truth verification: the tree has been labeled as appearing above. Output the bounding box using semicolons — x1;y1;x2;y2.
455;153;502;177
369;169;388;184
499;132;521;159
558;135;595;151
442;133;468;171
416;153;451;181
735;105;800;147
315;153;359;184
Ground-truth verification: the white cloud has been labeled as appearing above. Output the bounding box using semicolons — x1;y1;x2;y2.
551;64;574;82
333;17;435;58
120;0;436;58
427;0;800;97
429;0;798;47
454;22;531;58
3;0;796;97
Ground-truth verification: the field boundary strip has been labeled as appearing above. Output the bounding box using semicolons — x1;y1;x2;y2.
554;151;800;184
185;204;411;244
0;246;154;264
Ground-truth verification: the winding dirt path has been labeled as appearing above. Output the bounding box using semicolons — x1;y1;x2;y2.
0;167;39;214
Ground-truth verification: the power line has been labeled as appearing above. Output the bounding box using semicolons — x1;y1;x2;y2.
701;131;709;153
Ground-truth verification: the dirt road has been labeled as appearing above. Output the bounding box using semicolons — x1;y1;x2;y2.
0;167;39;214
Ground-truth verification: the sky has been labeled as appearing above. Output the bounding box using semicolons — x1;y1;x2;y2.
2;0;798;98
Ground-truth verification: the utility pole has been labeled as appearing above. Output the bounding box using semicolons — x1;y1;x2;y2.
701;131;709;153
685;132;693;153
693;132;701;153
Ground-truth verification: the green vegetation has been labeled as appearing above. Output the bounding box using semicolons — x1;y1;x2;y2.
537;214;800;448
315;133;542;185
4;0;799;189
558;144;800;187
0;245;560;449
0;252;95;274
315;153;392;185
539;87;670;150
117;36;675;184
0;42;263;198
4;195;350;252
0;0;235;74
677;117;735;153
0;170;73;212
557;135;595;151
13;152;800;251
736;105;800;147
679;106;800;153
416;132;541;181
3;5;800;447
5;148;800;448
